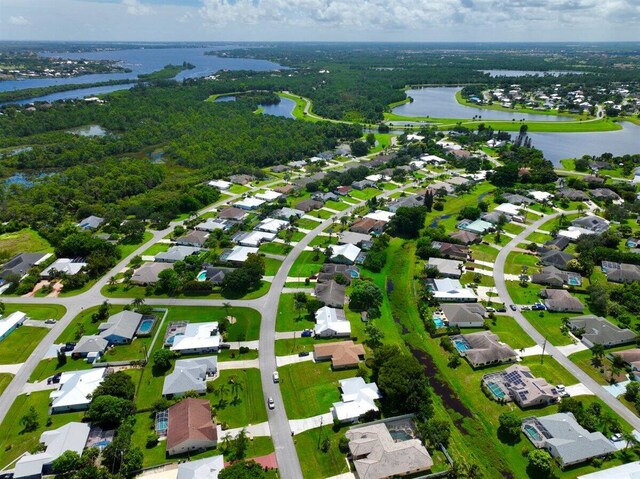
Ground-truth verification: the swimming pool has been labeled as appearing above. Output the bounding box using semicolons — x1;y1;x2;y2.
433;317;445;328
486;382;506;399
349;269;360;279
166;334;183;345
137;318;155;335
524;424;542;441
197;270;207;281
567;276;581;286
453;339;470;354
155;410;169;434
389;429;413;442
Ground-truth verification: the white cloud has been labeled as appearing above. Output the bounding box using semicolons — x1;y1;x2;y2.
123;0;152;16
9;15;30;25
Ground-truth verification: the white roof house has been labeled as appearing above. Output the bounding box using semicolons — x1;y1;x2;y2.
364;210;395;223
233;231;276;247
49;368;106;413
494;203;522;217
577;461;640;479
365;174;385;183
255;190;282;202
332;377;380;422
41;258;87;278
195;218;229;232
14;422;91;479
170;322;220;354
427;258;463;278
234;197;265;210
406;133;425;141
255;218;289;233
430;278;477;302
330;243;362;265
207;180;232;190
177;456;225;479
530;191;553;202
421;154;448;164
0;311;27;341
224;246;259;263
314;306;350;337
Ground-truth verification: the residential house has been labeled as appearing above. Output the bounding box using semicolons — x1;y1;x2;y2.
346;422;433;479
336;186;352;196
557;188;589;201
332;377;381;422
503;194;534;205
98;311;143;345
450;230;480;245
540;250;574;270
217;207;248;222
314;192;339;202
570;216;610;234
40;258;87;279
207;179;232;190
427;257;463;279
49;368;106;413
156;246;201;263
295;199;324;212
221;246;259;264
271;165;290;173
177;456;225;479
194;218;230;233
493;203;523;221
482;364;559;408
338;232;372;248
590;188;622;202
313;341;365;369
232;230;276;247
458;219;493;235
229;174;254;185
272;207;304;220
521;413;616;468
234;197;265;211
445;176;471;187
200;265;234;285
364;210;395;223
292;177;314;190
0;252;49;281
330;243;362;265
611;350;640;380
317;263;355;284
352;180;376;190
0;311;27;342
583;175;605;185
481;211;506;225
314;306;350;337
428;278;477;303
175;230;209;248
427;181;455;196
274;184;294;195
131;262;173;285
451;331;517;368
601;262;640;283
567;315;636;348
255;190;282;202
77;215;104;230
255;218;289;234
166;398;218;456
170;322;220;354
314;280;346;308
388;194;424;212
530;191;554;203
421;154;447;165
540;289;584;313
13;422;91;479
72;336;108;358
440;303;486;328
531;266;582;287
431;242;469;261
162;357;218;398
577;462;640;479
544;236;570;251
350;218;386;235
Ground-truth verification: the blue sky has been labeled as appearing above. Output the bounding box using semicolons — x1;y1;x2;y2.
1;0;639;42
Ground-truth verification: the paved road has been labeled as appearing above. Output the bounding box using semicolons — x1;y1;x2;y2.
493;212;640;431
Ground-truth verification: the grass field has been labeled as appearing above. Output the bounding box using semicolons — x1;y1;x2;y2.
307;209;334;220
3;304;66;321
140;242;170;257
279;361;356;419
30;357;93;382
258;242;292;255
521;310;574;346
276;294;315;332
470;243;499;262
504;251;540;275
348;188;381;201
488;316;536;350
324;200;349;211
118;231;153;259
308;235;338;248
296;218;323;230
0;228;52;259
0;326;49;363
294;425;350;479
206;369;268;428
263;257;282;276
289;251;326;277
0;374;12;396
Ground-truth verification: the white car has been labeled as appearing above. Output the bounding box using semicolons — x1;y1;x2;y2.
267;397;275;409
272;371;279;383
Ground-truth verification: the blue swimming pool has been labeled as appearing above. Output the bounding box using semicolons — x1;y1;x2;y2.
453;339;470;354
197;270;207;281
524;424;542;441
166;334;183;345
486;382;506;399
349;270;360;279
433;317;445;328
137;319;155;335
567;276;581;286
94;439;111;450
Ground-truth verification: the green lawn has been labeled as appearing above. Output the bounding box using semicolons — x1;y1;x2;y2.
229;184;250;194
206;369;267;428
140;242;170;257
348;188;381;201
263;257;282;276
470;243;499;262
308;235;338;248
307;209;334;220
521;310;574;346
294;425;350;479
276;294;315;332
488;316;536;350
30;357;93;383
323;200;349;212
57;304;127;344
0;228;52;259
289;251;326;277
3;304;66;321
505;281;544;305
296;218;323;230
258;242;292;255
118;231;153;259
526;231;552;244
0;374;12;396
275;337;342;356
0;326;49;363
279;361;356;419
521;356;579;387
460;271;495;287
277;229;306;242
0;391;84;469
102;279;270;300
501;222;526;235
504;251;540;275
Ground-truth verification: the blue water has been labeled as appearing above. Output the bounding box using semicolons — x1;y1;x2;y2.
393;87;572;122
138;319;154;334
2;84;137;106
524;424;542;441
487;382;506;398
197;271;207;281
433;317;445;328
349;270;360;279
215;95;236;102
454;340;470;353
261;98;296;119
567;276;581;286
166;334;183;345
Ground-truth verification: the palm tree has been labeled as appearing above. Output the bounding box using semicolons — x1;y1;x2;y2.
107;276;117;290
215;384;228;408
223;302;231;318
622;430;639;449
591;343;605;367
228;376;244;403
577;203;585;215
131;297;145;309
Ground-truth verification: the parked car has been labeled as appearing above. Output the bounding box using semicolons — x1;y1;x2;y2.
45;318;57;324
272;371;279;383
521;305;531;311
267;397;275;409
496;307;507;313
298;351;310;357
218;343;231;350
532;303;546;311
509;305;517;311
63;342;76;352
486;307;495;313
301;329;313;337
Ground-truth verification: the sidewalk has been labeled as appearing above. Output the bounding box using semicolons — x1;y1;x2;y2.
218;359;260;370
290;412;333;434
223;421;271;438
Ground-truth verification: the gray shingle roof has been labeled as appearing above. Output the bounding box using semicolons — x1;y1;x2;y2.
98;311;143;342
568;315;636;347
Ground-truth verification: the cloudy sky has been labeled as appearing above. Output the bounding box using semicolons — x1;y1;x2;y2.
1;0;639;42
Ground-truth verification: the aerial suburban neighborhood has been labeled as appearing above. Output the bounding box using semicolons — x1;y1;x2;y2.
1;34;640;479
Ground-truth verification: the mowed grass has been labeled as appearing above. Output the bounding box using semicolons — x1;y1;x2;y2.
30;357;93;383
118;231;153;259
0;374;11;396
488;316;536;350
294;425;350;479
504;251;540;275
276;293;315;332
296;218;323;230
206;369;267;428
506;281;544;305
3;304;66;321
0;326;49;363
279;360;355;419
263;257;282;276
0;391;84;469
348;188;381;201
258;242;292;255
470;243;499;262
0;228;52;259
521;310;574;346
289;251;326;277
324;200;349;211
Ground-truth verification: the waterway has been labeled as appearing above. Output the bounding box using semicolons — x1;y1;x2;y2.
261;98;296;119
526;122;640;166
0;46;284;102
393;87;572;122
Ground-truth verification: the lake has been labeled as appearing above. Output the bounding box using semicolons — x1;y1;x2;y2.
393;87;572;122
0;46;284;101
526;122;640;166
479;70;584;77
261;98;296;119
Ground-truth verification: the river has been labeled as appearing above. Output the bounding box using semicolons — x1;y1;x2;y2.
0;46;284;102
393;87;573;122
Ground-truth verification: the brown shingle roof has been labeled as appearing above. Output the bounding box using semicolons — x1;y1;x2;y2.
218;207;247;220
313;340;365;368
167;398;217;451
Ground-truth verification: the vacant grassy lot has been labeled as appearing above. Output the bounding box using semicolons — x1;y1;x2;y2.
276;293;315;332
521;356;579;386
488;316;536;350
289;251;326;277
0;391;84;469
324;200;349;211
470;243;499;262
0;374;12;396
0;326;49;363
258;242;292;255
504;251;540;275
308;235;338;248
521;310;574;346
279;360;355;419
348;187;381;201
140;242;170;257
263;257;282;276
506;281;544;305
206;369;267;428
296;218;323;230
307;209;334;220
0;228;52;259
294;425;350;479
3;304;66;321
118;231;153;259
